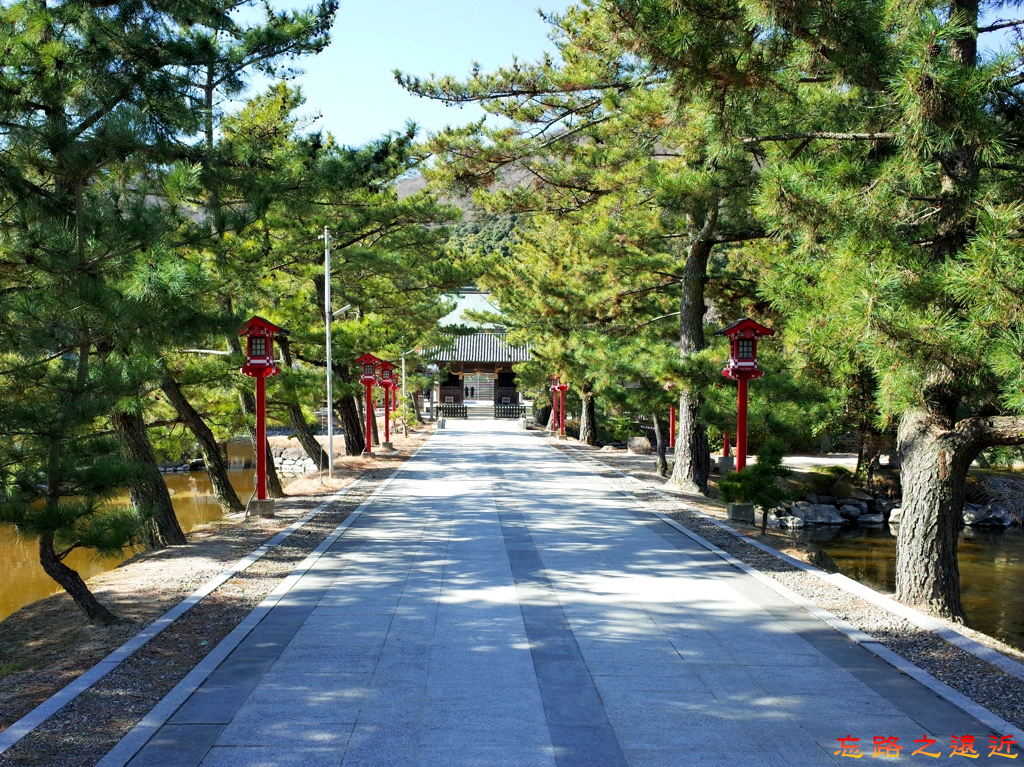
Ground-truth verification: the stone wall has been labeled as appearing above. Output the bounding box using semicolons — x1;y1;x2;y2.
272;446;320;477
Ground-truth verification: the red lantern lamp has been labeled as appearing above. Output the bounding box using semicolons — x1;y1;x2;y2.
239;316;287;515
717;317;774;382
715;318;774;471
377;360;397;450
240;316;286;378
355;353;384;454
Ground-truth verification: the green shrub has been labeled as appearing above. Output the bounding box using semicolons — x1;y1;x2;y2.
718;437;795;533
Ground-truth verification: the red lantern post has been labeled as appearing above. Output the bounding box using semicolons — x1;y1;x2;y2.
240;316;286;516
715;318;774;471
556;380;569;439
663;382;677;449
378;360;396;451
356;353;382;455
549;375;560;433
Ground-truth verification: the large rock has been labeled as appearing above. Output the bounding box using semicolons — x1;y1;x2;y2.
888;506;902;524
838;504;863;520
966;504;1013;528
805;494;837;506
870;498;894;515
857;513;885;526
779;515;804;529
963;507;987;525
838;499;869;513
627;436;653;455
790;502;846;525
754;509;782;528
599;445;621;452
830;477;872;501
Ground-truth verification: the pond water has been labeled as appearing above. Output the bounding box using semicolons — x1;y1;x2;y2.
0;444;255;624
801;525;1024;651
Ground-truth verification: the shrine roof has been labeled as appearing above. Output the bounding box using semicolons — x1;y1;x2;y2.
426;333;531;364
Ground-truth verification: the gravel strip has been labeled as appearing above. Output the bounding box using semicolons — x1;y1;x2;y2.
546;436;1024;732
0;468;397;767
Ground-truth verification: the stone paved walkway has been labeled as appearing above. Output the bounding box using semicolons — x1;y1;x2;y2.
113;421;1010;766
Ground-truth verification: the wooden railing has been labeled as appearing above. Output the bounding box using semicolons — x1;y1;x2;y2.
437;404;468;419
494;405;527;419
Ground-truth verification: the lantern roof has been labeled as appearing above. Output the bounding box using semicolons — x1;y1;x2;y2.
377;359;396;371
239;316;287;337
355;352;384;366
714;317;774;338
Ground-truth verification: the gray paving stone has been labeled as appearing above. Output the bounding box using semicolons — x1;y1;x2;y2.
217;719;355;748
168;686;257;725
232;699;362;723
127;724;224;767
199;746;343;766
230;630;296;660
417;744;556;767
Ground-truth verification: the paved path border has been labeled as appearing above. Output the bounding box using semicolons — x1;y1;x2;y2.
0;479;367;756
554;439;1024;747
97;441;430;767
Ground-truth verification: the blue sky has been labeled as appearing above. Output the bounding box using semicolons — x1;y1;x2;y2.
259;1;574;148
255;2;1018;148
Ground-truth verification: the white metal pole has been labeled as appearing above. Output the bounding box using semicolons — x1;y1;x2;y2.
324;227;333;478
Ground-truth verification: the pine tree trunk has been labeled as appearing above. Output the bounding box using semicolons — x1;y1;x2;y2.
894;408;969;622
161;376;244;513
891;0;981;623
339;394;364;456
239;389;285;498
39;533;121;626
546;400;556;431
287;402;330;469
666;206;717;494
578;386;598;446
651;413;669;477
276;337;331;468
112;410;187;546
668;387;710;493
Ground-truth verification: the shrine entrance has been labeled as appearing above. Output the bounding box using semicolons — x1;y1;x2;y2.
462;373;494;402
428;333;531;416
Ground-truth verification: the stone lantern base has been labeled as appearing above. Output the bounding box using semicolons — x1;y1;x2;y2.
247;499;276;518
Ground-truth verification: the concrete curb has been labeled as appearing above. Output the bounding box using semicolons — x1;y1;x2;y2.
554;440;1024;745
0;479;371;757
96;435;436;767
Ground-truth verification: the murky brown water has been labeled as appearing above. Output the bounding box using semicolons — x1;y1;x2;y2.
801;525;1024;650
0;444;255;623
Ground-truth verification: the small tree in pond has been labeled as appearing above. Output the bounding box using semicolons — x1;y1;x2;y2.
0;359;151;625
718;438;793;534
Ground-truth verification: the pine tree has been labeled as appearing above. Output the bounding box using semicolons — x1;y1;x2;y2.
400;3;767;492
614;0;1024;620
0;0;336;607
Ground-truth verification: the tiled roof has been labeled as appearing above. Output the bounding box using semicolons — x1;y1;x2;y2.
426;333;531;363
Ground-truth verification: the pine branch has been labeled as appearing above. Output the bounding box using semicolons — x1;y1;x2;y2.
978;19;1024;33
742;132;894;145
953;415;1024;453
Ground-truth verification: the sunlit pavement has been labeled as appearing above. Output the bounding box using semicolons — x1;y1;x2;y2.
114;421;1007;766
